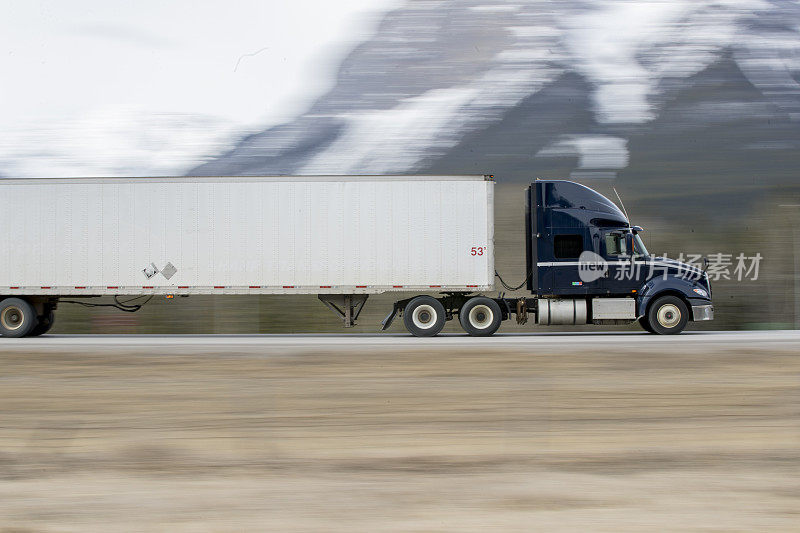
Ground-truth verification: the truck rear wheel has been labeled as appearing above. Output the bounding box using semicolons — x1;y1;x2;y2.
0;298;38;338
403;296;446;337
647;295;689;335
459;297;502;336
29;310;55;337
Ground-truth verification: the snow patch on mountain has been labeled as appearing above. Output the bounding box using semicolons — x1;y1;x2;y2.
562;0;690;123
469;4;521;13
560;0;779;124
537;135;629;170
0;107;246;177
300;2;565;174
301;63;559;174
301;86;480;174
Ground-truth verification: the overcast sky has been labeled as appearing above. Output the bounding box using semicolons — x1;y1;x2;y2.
0;0;398;130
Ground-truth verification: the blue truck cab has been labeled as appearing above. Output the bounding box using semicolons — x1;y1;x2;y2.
526;180;713;334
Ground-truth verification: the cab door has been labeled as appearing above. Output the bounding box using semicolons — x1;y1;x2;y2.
601;231;646;295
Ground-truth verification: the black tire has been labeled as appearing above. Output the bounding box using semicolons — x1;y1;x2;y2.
29;310;55;337
638;316;655;334
459;297;502;336
0;298;38;338
647;295;689;335
403;296;446;337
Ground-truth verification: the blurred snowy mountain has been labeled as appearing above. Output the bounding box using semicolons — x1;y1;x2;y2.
3;0;800;198
191;0;800;207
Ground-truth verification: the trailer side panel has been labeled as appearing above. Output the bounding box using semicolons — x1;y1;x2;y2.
0;176;494;295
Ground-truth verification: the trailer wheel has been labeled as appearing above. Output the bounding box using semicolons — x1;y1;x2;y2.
29;310;55;337
0;298;38;338
647;295;689;335
403;296;446;337
459;297;502;336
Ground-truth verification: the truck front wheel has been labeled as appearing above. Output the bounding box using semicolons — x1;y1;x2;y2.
459;297;502;336
647;296;689;335
403;296;446;337
0;298;38;338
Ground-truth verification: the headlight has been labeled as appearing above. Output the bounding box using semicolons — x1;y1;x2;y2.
693;287;709;298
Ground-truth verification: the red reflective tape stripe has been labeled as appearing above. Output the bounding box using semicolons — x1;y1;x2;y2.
356;285;367;288
9;287;19;289
319;285;332;288
249;285;261;289
429;285;441;288
393;285;403;288
40;286;51;289
214;286;225;289
75;286;86;289
107;286;119;289
282;286;294;288
178;286;189;289
142;286;153;289
466;285;478;287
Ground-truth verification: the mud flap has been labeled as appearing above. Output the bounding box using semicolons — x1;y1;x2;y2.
381;304;399;331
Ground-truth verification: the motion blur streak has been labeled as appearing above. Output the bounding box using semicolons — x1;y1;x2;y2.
0;334;797;530
3;1;800;332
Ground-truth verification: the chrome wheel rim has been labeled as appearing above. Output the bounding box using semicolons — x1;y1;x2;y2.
657;304;681;328
1;306;24;331
469;304;493;329
412;304;437;329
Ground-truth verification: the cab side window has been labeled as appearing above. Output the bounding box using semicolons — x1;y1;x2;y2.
604;233;627;256
554;234;583;259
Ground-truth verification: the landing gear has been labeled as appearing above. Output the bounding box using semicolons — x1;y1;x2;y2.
318;294;369;328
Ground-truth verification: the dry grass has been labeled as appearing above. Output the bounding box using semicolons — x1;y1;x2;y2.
0;344;798;531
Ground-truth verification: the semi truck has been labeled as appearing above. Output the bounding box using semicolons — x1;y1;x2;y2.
0;175;712;337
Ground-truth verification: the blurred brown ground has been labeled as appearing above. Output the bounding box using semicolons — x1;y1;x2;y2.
0;342;798;531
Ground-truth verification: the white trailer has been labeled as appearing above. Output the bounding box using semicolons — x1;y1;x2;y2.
0;175;494;337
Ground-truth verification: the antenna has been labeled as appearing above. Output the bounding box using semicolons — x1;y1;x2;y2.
613;187;630;221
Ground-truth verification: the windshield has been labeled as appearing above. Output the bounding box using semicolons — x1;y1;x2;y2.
633;233;649;258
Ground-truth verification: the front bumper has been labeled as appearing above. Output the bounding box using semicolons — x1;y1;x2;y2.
692;304;714;321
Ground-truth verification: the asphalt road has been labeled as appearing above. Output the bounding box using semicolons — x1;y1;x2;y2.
0;330;798;351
